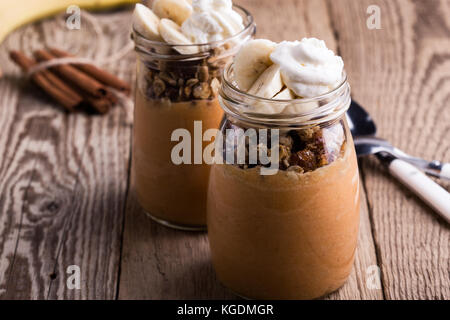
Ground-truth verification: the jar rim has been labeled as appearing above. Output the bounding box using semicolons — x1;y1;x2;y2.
219;63;351;127
132;5;255;57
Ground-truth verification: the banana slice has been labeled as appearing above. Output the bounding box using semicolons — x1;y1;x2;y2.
247;87;293;114
132;4;162;41
247;103;284;114
273;87;295;100
282;100;319;114
248;64;283;99
153;0;193;25
234;39;277;91
210;10;243;38
158;18;198;54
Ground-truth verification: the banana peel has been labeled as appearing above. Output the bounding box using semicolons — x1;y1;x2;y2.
0;0;139;44
0;0;139;77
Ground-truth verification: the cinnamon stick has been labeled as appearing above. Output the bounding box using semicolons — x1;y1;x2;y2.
9;50;82;111
37;67;83;104
84;96;111;114
33;49;113;114
34;49;107;98
50;48;131;94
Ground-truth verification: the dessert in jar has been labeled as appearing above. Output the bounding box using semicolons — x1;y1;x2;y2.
207;38;360;299
131;0;255;230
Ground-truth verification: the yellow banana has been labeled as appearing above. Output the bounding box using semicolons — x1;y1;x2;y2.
0;0;139;44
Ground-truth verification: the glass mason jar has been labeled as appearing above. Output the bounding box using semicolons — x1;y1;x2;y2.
207;64;360;299
132;6;255;230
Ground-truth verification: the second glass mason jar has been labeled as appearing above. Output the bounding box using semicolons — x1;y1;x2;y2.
132;6;255;230
207;64;360;299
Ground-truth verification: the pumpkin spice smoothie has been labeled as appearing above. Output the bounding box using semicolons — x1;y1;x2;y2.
207;38;360;299
132;0;255;229
134;92;223;226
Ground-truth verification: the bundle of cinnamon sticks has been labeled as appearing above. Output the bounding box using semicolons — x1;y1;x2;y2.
10;48;130;114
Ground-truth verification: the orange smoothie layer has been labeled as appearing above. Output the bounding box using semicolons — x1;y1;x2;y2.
207;144;360;299
134;89;223;226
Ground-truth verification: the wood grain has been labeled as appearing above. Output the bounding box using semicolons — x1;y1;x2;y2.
329;0;450;299
0;10;134;299
0;0;448;300
118;186;236;299
118;0;382;300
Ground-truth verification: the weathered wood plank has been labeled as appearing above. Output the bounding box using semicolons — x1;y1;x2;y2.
118;0;381;300
119;186;235;299
329;0;450;299
328;171;384;300
0;10;134;299
4;0;446;300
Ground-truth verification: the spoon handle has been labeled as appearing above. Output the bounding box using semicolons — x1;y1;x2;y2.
395;155;450;181
380;155;450;223
380;143;450;181
438;163;450;180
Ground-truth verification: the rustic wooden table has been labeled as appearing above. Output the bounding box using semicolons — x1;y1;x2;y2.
0;0;448;300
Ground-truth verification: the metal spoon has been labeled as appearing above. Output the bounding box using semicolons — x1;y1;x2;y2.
347;100;450;223
354;137;450;180
347;100;450;180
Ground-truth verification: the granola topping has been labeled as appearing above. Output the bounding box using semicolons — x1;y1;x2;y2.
222;122;346;173
141;44;233;102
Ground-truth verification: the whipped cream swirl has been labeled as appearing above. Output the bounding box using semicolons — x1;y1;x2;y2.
270;38;344;98
181;0;244;43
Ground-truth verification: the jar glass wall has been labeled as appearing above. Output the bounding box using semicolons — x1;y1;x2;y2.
207;64;360;299
132;6;255;230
